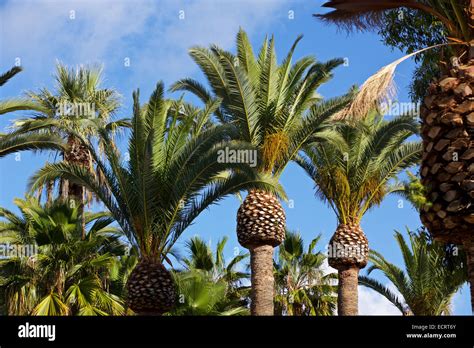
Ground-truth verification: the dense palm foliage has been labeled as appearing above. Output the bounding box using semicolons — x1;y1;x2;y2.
1;23;469;317
359;228;467;315
27;81;281;314
169;269;248;316
298;113;421;225
0;198;126;315
274;231;337;316
172;28;354;176
181;236;249;287
29;81;281;263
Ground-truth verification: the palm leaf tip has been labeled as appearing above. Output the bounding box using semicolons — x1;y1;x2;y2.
0;66;23;86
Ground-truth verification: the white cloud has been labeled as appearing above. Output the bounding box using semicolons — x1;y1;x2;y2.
1;0;289;90
359;282;402;315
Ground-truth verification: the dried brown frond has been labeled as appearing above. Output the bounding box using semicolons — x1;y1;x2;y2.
336;44;451;120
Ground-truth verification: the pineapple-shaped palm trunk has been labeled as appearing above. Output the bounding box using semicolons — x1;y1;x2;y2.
126;258;176;315
419;59;474;311
237;189;286;315
328;222;369;316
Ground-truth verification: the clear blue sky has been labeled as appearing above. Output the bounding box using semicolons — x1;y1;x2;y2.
0;0;470;314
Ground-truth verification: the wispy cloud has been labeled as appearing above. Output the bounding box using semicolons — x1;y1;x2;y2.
1;0;289;93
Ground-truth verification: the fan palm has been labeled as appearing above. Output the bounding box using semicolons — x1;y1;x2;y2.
28;82;282;315
172;28;354;315
0;66;65;158
13;63;125;205
0;197;126;315
359;228;467;315
315;0;474;312
274;231;337;316
169;269;248;316
296;113;421;315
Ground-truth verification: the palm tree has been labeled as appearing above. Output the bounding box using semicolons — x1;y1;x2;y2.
172;28;354;315
0;197;126;315
169;269;249;316
359;228;467;315
181;235;249;287
274;231;337;316
0;66;65;158
28;82;282;315
14;63;125;204
315;0;474;312
296;113;421;315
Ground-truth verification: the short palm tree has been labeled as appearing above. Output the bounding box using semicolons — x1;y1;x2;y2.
172;28;354;315
28;82;282;315
274;231;337;316
359;228;467;315
297;113;421;315
0;66;65;158
0;197;126;315
181;235;249;287
315;0;474;312
169;269;248;316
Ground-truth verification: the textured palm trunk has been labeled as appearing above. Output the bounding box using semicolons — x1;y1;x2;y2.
126;258;176;315
64;135;90;240
250;244;274;315
464;237;474;313
236;190;286;316
420;61;474;242
337;267;359;316
328;223;368;316
419;59;474;312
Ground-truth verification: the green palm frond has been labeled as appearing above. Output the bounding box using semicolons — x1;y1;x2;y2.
361;228;467;315
297;113;420;224
174;28;348;175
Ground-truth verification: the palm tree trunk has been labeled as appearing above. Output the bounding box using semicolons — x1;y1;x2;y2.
337;267;359;316
250;244;274;315
64;134;90;240
464;237;474;313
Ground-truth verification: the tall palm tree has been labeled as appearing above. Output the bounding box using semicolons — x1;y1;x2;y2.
28;82;282;315
315;0;474;312
172;28;354;315
0;197;126;315
297;113;421;315
359;228;467;315
274;231;337;316
14;63;125;204
0;66;65;158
